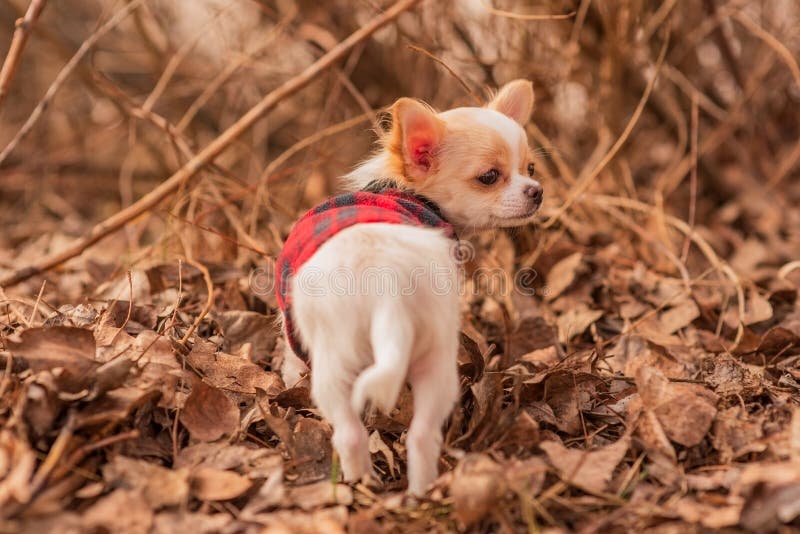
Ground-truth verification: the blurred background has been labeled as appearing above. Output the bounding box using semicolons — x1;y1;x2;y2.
2;2;800;530
1;0;798;306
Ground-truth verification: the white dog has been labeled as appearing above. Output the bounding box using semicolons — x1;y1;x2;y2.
275;80;542;495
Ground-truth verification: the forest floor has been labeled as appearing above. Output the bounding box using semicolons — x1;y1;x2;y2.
1;1;800;532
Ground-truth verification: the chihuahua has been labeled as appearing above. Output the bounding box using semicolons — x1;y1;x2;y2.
275;79;542;495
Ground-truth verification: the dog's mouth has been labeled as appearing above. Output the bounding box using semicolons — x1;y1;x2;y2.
493;204;541;227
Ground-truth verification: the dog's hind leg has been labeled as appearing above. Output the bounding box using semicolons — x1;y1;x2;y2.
405;334;460;495
310;345;372;482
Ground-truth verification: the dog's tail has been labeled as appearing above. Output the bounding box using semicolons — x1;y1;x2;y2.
351;304;412;415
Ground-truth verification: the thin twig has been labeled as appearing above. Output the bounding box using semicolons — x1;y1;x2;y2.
27;280;46;325
0;0;147;166
657;53;778;196
257;112;372;184
141;2;235;113
0;0;423;289
481;0;576;21
179;258;214;345
544;25;671;229
0;351;13;400
681;97;699;262
29;413;75;494
176;5;297;132
730;11;800;188
0;0;49;110
51;429;141;483
588;194;745;347
407;44;482;105
167;211;269;257
777;261;800;282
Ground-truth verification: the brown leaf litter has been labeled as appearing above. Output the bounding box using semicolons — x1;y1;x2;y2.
1;1;800;532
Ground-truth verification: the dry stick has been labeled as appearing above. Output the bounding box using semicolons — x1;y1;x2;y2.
658;54;778;196
0;0;147;166
662;65;726;121
0;352;13;400
56;429;140;479
407;44;482;105
167;211;267;256
175;6;299;132
334;68;378;122
642;0;677;42
103;74;276;257
730;11;800;188
567;0;591;50
543;25;671;229
27;279;46;325
0;0;48;110
141;2;235;113
529;122;576;185
205;180;272;257
680;97;699;262
179;258;213;345
778;261;800;281
257;112;372;184
0;0;423;289
481;0;576;20
29;414;75;493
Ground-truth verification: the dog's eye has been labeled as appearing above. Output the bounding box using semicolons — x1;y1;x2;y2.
527;163;535;177
477;169;500;185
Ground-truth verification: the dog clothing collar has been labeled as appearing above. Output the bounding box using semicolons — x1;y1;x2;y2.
275;180;456;360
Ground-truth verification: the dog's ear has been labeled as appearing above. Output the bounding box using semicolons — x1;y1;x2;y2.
488;79;534;126
390;98;445;181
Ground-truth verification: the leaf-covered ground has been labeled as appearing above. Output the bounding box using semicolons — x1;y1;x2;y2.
1;1;800;532
2;226;800;533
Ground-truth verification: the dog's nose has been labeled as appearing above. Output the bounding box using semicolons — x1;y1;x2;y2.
524;184;543;203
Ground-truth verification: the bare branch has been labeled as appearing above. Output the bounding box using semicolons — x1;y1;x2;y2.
0;0;48;110
0;0;424;289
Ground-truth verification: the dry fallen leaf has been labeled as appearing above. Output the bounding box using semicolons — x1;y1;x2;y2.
654;298;700;335
82;489;153;534
102;456;189;509
740;482;800;531
450;454;507;529
0;430;36;510
545;252;583;301
712;406;765;462
556;306;603;343
8;326;98;392
635;365;718;447
187;340;283;396
368;431;395;477
213;310;278;362
191;467;252;501
540;435;631;494
1;4;798;532
675;497;742;529
180;379;240;442
287;480;353;511
290;418;333;484
152;512;232;534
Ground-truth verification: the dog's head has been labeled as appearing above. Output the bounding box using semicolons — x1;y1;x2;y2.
371;80;542;230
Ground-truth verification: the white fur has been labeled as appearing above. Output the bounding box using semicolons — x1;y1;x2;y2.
282;82;539;495
458;108;542;219
285;223;460;494
444;107;522;165
343;151;392;191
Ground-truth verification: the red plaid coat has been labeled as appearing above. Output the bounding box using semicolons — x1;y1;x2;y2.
276;182;456;360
